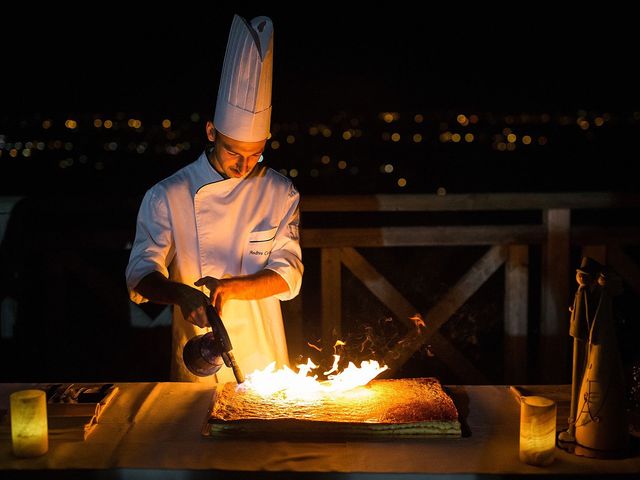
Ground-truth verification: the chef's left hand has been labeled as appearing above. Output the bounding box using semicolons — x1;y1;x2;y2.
194;276;232;315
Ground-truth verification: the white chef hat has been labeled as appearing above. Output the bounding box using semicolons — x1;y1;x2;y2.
214;15;273;142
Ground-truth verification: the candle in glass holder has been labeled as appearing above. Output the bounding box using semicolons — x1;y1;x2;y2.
519;395;556;466
10;389;48;457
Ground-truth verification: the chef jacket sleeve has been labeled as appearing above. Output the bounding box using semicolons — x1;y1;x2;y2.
265;183;303;301
125;186;176;304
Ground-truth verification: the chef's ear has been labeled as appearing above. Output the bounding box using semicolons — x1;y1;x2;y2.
205;121;216;142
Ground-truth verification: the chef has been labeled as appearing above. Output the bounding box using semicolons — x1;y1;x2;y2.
125;14;303;382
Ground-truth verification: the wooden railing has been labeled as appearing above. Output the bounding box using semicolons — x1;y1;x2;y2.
283;193;640;384
3;194;638;382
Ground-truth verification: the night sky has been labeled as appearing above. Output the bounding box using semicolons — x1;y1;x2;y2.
3;6;637;119
1;6;639;385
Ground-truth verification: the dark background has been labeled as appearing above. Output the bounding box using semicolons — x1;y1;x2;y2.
2;6;637;117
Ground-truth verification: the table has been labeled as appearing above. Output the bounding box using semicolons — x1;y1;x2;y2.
1;382;638;478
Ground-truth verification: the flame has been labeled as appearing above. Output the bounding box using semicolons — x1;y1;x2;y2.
306;342;322;352
410;313;426;330
241;352;388;400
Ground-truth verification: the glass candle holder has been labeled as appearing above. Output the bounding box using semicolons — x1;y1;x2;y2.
519;395;556;466
10;389;48;457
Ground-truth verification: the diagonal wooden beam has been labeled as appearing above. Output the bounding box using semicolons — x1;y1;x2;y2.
429;332;488;384
383;245;508;375
339;247;416;328
340;247;487;383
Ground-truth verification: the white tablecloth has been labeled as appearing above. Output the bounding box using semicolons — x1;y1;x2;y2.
1;382;638;477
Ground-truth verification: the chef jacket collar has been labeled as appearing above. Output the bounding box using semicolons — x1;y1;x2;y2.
191;149;243;197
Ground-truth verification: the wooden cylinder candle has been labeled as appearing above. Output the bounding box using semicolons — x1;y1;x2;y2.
10;389;48;457
519;395;556;466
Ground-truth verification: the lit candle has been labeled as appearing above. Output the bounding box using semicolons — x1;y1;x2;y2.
10;389;48;457
519;395;556;466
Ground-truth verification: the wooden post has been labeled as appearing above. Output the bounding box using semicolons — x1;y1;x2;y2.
321;248;342;348
282;294;304;366
504;245;529;383
540;208;571;383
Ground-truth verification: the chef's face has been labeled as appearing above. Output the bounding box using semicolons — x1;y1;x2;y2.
206;122;266;179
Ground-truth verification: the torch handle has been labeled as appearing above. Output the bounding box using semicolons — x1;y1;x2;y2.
206;305;244;383
223;351;245;384
205;305;232;351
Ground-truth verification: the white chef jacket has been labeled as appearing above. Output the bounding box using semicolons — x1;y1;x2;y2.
125;151;303;382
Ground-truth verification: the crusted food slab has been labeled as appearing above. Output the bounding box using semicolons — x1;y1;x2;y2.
206;378;461;438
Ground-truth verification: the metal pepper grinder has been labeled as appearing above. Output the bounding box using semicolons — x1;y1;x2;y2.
182;305;245;383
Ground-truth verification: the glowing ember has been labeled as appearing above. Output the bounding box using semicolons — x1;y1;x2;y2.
240;354;388;399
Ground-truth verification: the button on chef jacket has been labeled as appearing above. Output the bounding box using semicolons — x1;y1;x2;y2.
126;151;303;382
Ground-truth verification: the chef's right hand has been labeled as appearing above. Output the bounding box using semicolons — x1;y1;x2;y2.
176;285;210;328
